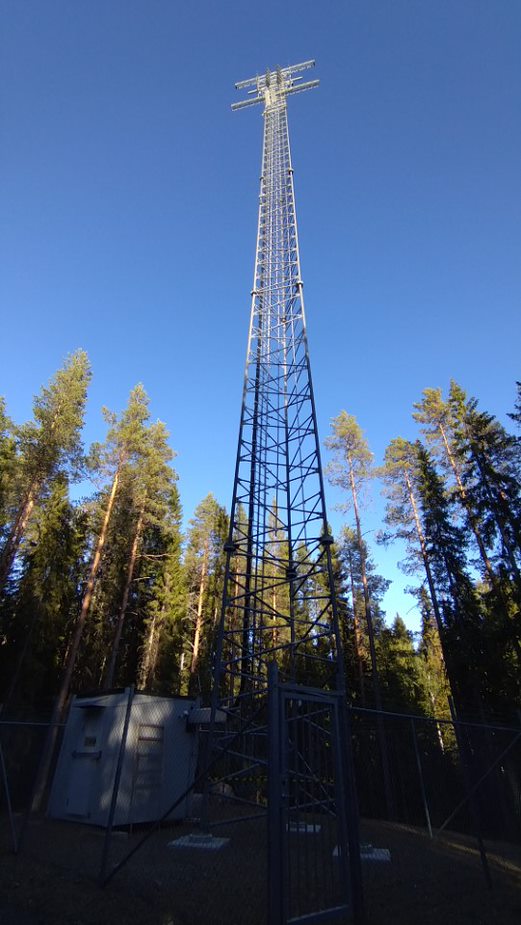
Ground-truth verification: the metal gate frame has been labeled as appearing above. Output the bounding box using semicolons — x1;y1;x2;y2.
268;664;364;924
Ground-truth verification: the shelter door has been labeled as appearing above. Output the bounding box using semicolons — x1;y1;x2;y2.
130;723;164;820
66;707;104;817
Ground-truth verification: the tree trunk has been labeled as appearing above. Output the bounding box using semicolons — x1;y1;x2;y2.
31;467;120;811
346;548;365;705
138;607;162;691
405;472;445;640
349;457;394;818
104;510;143;688
428;691;446;753
349;463;381;709
190;541;208;688
0;487;37;592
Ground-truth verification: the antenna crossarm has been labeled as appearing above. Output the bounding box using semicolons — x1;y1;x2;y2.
232;60;319;112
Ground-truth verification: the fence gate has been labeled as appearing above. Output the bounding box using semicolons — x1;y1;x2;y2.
268;666;362;925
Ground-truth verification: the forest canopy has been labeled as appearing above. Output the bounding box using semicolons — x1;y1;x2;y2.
1;355;520;726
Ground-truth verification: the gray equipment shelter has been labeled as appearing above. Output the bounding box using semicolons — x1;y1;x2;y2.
48;690;198;826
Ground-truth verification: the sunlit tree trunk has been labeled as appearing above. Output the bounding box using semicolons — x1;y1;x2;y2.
0;487;36;591
349;461;380;707
190;540;208;688
104;509;143;688
345;545;365;705
405;471;446;647
139;605;163;691
348;456;394;818
32;467;120;810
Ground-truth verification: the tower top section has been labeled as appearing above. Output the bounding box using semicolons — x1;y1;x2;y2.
231;59;319;112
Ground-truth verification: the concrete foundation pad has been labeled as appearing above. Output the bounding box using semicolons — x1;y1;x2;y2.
333;844;391;862
287;822;322;834
167;833;230;851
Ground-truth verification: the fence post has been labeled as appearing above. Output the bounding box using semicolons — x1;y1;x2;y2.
99;685;134;884
448;696;492;889
0;734;18;853
410;717;432;838
343;703;365;925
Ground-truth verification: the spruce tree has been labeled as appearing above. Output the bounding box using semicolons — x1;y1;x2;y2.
414;442;485;716
0;478;86;709
448;381;521;581
337;526;390;705
379;615;424;712
416;589;451;721
138;483;186;693
379;437;456;715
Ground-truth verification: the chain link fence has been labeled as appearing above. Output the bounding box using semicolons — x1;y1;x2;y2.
350;705;521;924
1;694;521;924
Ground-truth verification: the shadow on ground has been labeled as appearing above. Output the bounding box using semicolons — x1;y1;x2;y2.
1;814;521;924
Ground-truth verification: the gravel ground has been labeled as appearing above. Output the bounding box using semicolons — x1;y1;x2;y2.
1;813;521;924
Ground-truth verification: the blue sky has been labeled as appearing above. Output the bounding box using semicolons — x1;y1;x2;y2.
1;1;520;634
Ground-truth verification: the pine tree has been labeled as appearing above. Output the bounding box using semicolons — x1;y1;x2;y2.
379;436;456;717
32;385;168;806
103;418;178;687
0;351;91;592
0;397;16;545
182;494;228;697
413;387;494;581
72;477;136;689
50;385;152;714
380;438;445;634
325;413;383;706
326;411;394;816
337;526;366;702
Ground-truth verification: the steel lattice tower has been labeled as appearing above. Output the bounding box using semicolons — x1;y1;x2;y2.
205;62;362;924
213;61;345;711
